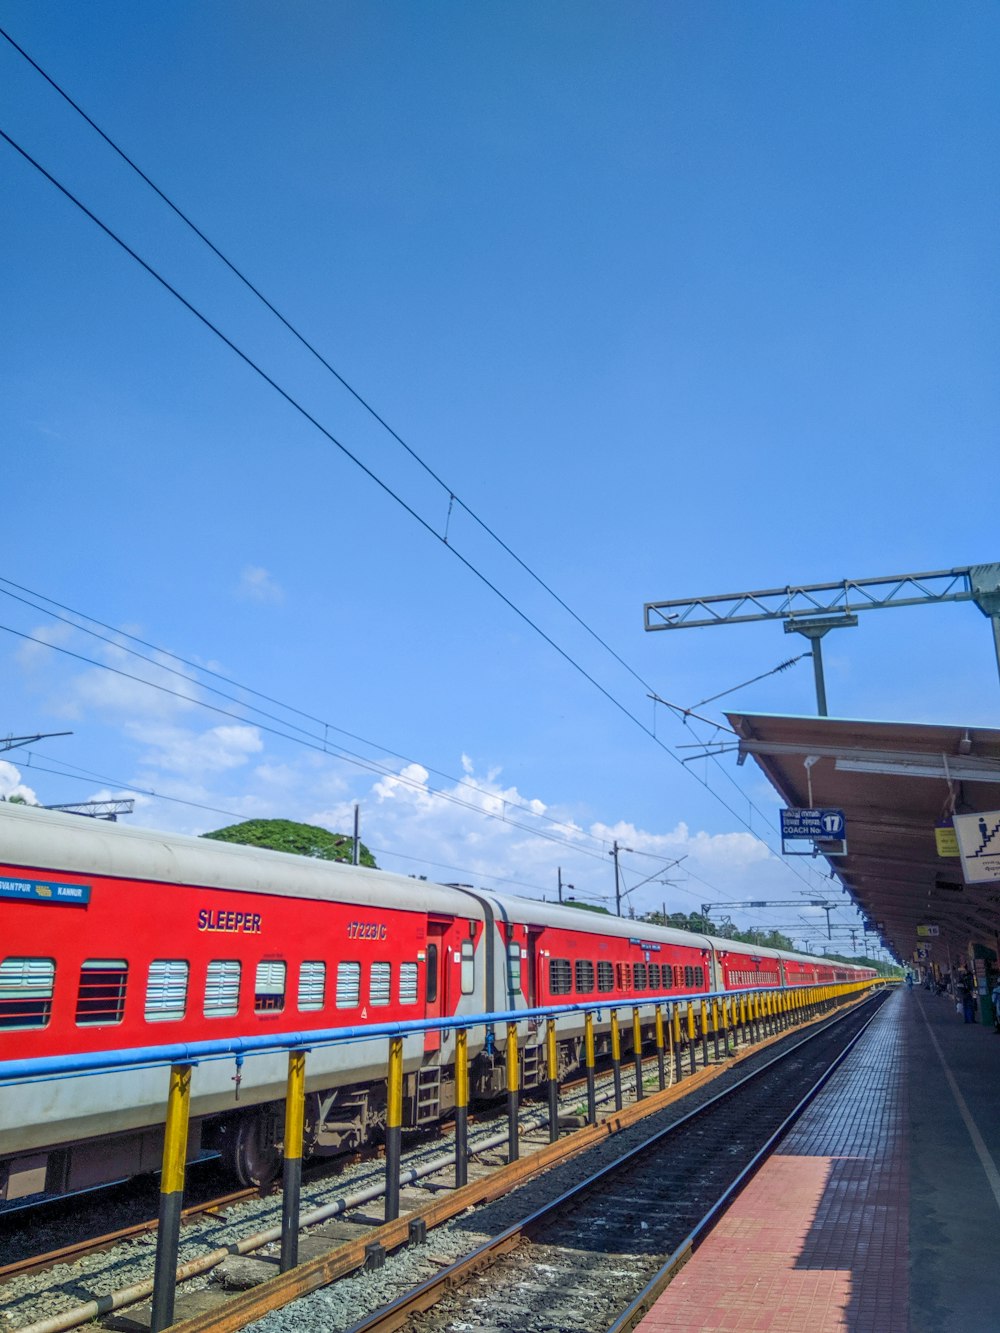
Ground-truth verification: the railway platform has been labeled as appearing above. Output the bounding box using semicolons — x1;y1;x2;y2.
637;985;1000;1333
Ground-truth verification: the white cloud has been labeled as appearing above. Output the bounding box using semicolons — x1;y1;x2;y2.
237;566;284;604
0;761;38;804
15;620;76;671
127;722;264;775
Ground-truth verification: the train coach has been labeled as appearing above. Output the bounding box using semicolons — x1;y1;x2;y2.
0;801;875;1202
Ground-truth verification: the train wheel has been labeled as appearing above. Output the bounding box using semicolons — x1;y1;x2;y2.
221;1111;280;1188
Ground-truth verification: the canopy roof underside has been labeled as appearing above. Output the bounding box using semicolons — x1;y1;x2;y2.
726;712;1000;967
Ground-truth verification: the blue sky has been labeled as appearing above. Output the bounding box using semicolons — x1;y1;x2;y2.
2;3;998;955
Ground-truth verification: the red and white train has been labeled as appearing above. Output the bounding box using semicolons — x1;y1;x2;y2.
0;802;876;1202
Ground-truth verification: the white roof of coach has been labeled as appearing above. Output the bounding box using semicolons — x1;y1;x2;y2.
474;889;865;971
0;802;484;919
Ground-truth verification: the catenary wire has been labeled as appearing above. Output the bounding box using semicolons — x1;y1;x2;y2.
0;127;849;923
0;36;816;858
0;25;658;699
0;575;626;858
7;752;600;903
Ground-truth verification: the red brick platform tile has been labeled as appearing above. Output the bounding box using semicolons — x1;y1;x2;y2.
638;1000;907;1332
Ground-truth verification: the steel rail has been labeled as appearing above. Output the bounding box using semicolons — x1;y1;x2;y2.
0;1186;258;1282
337;993;886;1333
606;992;888;1332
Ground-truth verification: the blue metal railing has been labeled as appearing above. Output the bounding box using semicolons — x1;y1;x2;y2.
0;981;869;1084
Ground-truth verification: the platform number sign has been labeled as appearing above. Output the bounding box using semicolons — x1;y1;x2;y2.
780;809;847;857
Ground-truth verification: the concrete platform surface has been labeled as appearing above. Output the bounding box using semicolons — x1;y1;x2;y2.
637;988;1000;1333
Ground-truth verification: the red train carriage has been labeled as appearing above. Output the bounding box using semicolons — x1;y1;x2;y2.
0;803;876;1201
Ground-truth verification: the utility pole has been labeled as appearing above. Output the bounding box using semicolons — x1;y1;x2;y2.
352;803;360;866
557;867;573;904
609;841;633;917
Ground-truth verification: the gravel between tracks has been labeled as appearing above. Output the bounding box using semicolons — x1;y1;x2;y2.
0;1002;870;1332
247;1003;879;1333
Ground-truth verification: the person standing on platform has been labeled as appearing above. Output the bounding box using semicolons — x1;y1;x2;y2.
991;977;1000;1033
958;974;976;1024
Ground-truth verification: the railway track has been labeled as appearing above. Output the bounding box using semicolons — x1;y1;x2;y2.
0;1058;651;1331
247;993;889;1333
0;994;878;1333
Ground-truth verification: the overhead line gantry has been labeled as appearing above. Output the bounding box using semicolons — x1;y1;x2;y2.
644;563;1000;715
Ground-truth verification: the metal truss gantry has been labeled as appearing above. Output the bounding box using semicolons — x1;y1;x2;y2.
644;563;1000;715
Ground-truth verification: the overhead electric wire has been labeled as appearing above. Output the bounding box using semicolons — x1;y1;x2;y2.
0;621;629;867
0;130;784;847
0;25;653;699
0;113;855;930
10;750;586;902
0;575;619;857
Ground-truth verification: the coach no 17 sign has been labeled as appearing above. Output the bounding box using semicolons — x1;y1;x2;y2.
953;810;1000;884
780;808;846;838
780;808;847;858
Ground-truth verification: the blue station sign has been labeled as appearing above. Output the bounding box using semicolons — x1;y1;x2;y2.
0;876;91;905
780;808;847;840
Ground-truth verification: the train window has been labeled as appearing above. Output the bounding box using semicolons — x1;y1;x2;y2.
426;945;438;1004
254;960;286;1014
507;943;522;995
336;961;361;1009
683;966;694;988
633;963;648;990
0;957;55;1029
399;962;419;1005
145;960;189;1022
597;961;614;992
76;959;128;1026
648;963;661;990
549;958;572;995
575;959;595;994
204;960;241;1017
298;961;326;1011
460;940;475;996
370;962;391;1006
695;966;705;988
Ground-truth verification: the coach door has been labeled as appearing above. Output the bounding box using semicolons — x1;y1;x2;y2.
423;921;449;1053
525;928;543;1008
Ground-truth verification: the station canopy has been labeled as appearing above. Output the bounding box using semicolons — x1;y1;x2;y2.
726;712;1000;970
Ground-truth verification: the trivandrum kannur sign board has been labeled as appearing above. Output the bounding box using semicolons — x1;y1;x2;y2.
953;810;1000;885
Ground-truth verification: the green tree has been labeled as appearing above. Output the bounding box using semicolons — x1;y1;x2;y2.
201;818;377;868
562;898;612;915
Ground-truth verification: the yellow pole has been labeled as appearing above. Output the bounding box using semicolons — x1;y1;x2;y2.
151;1064;192;1333
455;1028;469;1186
585;1009;597;1123
632;1006;644;1100
385;1036;404;1220
654;1004;666;1089
610;1009;623;1109
280;1050;306;1271
506;1021;520;1160
546;1016;560;1140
